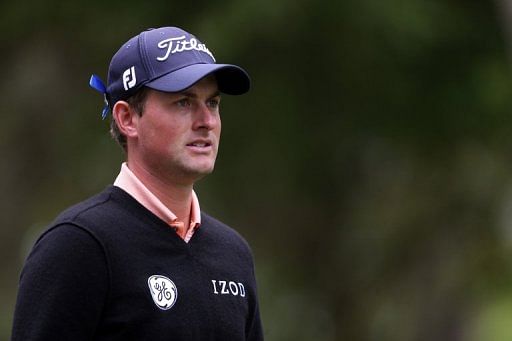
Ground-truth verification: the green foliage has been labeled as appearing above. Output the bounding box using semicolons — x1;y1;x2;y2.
2;0;512;339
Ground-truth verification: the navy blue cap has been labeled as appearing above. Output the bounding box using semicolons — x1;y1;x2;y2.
90;27;250;118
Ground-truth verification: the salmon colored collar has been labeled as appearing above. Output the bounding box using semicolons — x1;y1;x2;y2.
113;163;201;241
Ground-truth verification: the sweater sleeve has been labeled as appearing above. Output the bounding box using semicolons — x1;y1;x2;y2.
11;223;109;340
246;262;264;341
246;295;264;340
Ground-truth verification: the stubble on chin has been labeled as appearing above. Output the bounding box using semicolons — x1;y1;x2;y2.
164;156;217;185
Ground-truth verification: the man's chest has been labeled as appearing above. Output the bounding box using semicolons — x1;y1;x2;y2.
96;244;253;340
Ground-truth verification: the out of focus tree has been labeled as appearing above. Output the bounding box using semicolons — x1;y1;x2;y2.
2;0;512;340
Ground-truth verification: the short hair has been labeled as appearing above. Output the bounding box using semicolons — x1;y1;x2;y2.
110;87;150;152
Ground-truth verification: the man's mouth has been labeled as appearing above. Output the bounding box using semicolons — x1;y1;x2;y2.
186;140;213;151
187;142;210;147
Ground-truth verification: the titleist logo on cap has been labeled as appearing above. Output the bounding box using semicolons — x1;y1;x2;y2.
157;36;216;62
89;26;250;117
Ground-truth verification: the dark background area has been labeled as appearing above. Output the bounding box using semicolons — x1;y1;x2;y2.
3;1;512;340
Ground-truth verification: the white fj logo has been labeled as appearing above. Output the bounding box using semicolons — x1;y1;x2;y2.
122;66;137;91
148;275;178;310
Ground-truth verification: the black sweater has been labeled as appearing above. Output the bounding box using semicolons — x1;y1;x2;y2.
12;186;263;340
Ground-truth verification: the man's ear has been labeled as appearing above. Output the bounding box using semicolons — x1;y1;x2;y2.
112;101;139;138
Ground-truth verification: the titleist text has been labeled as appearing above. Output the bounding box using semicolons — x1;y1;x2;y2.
157;36;215;62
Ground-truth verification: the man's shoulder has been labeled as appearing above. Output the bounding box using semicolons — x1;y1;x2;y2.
50;185;141;235
200;212;253;252
200;212;239;235
38;186;141;247
53;186;117;224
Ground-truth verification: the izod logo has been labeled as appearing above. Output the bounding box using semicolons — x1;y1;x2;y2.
211;280;246;297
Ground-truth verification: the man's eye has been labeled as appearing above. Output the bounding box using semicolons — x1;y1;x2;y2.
176;99;190;107
208;98;220;108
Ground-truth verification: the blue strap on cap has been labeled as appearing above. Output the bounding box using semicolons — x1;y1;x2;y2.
89;74;110;119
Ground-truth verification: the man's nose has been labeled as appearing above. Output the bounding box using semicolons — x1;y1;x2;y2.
193;104;218;130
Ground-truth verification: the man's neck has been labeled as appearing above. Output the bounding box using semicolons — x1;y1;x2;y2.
126;160;193;225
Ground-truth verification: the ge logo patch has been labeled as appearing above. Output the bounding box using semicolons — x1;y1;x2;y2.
148;275;178;310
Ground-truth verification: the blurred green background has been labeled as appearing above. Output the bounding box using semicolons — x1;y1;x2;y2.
3;0;512;340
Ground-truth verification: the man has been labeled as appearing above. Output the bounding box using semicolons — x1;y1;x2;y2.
12;26;263;340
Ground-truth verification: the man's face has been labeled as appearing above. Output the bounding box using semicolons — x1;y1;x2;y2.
132;75;221;185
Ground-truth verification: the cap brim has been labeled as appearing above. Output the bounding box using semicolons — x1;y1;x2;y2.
145;63;250;95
